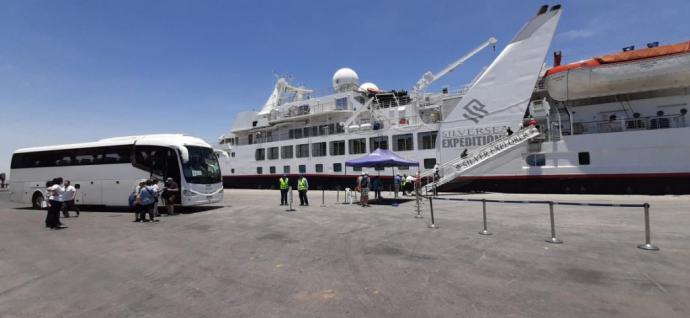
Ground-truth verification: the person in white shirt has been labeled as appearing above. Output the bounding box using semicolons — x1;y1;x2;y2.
61;180;80;218
151;178;161;217
45;177;65;229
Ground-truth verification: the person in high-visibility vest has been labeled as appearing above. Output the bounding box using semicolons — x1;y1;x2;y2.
297;174;309;206
279;174;290;206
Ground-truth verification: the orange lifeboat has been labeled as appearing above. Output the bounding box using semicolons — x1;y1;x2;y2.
544;40;690;101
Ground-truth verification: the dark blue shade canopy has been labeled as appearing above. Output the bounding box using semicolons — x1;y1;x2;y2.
345;148;419;168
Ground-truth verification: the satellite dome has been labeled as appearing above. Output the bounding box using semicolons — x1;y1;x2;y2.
359;82;379;93
332;68;359;92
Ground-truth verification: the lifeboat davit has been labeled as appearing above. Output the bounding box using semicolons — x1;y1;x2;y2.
544;40;690;101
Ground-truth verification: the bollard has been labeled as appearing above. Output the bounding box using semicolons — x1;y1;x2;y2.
637;203;659;251
428;197;439;229
285;186;296;212
320;188;326;207
336;189;340;204
414;189;423;218
478;199;492;235
545;201;562;244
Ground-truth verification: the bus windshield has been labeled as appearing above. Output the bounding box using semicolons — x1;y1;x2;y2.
182;146;221;184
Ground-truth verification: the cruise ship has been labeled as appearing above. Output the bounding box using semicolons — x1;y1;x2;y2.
216;4;690;194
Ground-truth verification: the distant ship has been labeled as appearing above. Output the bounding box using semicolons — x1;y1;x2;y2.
216;4;690;194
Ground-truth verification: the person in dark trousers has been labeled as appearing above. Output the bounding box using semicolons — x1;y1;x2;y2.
131;180;145;221
372;176;382;200
162;178;179;215
0;172;6;188
359;173;370;207
297;174;309;206
279;174;289;206
61;180;79;217
137;179;158;222
46;177;65;229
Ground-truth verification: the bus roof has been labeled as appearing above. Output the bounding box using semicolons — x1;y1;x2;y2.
13;134;211;154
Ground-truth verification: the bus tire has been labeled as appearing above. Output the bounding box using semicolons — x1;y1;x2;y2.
32;192;45;210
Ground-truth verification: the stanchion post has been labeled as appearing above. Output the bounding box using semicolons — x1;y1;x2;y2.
320;188;326;207
545;201;562;244
637;203;659;251
479;199;492;235
285;186;296;212
414;189;423;218
428;197;439;229
336;189;340;204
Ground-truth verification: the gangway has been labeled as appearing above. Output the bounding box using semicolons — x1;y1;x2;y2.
422;126;540;192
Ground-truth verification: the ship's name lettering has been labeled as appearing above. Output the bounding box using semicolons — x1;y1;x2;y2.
442;134;503;148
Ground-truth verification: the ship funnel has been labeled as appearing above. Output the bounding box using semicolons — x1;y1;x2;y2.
537;5;549;15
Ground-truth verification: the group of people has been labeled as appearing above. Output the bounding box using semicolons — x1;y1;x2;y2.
393;173;418;197
44;177;79;229
129;177;179;222
278;174;310;206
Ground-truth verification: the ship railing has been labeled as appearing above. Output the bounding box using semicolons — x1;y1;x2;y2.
572;115;686;135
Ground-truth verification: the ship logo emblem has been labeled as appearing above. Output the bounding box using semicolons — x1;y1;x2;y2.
461;99;489;123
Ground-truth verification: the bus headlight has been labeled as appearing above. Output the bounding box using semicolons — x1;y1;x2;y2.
183;189;194;196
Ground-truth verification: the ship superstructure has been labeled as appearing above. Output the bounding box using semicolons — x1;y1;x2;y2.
217;5;690;194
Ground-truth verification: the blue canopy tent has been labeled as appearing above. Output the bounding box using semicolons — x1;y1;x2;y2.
345;148;419;168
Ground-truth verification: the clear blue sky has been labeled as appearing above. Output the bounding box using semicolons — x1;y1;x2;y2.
1;0;688;174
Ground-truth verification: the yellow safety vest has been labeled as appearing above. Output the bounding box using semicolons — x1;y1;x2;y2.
297;178;307;191
279;178;289;190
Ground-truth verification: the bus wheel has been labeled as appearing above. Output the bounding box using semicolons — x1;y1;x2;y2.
32;192;45;209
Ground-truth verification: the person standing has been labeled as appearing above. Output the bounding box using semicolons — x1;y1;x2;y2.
61;180;79;218
151;178;161;217
0;172;5;188
359;172;370;207
137;180;157;222
279;174;289;206
372;176;381;200
131;180;146;221
46;177;65;229
401;174;408;196
406;174;415;196
393;174;401;199
297;174;309;206
162;178;179;215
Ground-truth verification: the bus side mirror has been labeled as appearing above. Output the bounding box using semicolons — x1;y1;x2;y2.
75;184;81;189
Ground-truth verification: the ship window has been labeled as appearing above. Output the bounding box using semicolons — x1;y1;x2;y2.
315;164;323;173
336;124;345;134
281;145;293;159
283;165;290;174
255;148;265;161
296;144;310;158
252;121;258;127
288;130;295;139
311;126;318;136
369;136;389;152
424;158;436;169
269;166;276;174
267;147;279;160
256;167;263;174
348;138;367;154
353;166;362;172
333;163;342;172
578;152;590;165
398;166;409;170
328;124;335;134
393;134;414;151
526;154;546;166
294;129;303;139
312;142;327;157
303;127;311;137
335;97;348;110
375;166;384;171
330;140;345;156
418;131;437;150
248;134;253;145
231;168;235;174
319;125;327;136
299;165;306;173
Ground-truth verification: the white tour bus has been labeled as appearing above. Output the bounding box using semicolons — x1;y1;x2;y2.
9;134;223;209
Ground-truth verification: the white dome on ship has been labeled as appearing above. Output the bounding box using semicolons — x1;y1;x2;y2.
359;82;379;92
332;68;359;92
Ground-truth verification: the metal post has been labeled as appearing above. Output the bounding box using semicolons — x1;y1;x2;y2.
320;188;326;207
336;189;340;204
414;188;423;218
545;201;562;244
428;197;438;229
479;199;492;235
637;203;659;251
285;186;296;212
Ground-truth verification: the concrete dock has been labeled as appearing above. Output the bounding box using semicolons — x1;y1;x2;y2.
0;189;689;317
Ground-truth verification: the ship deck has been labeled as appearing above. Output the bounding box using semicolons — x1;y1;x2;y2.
0;190;689;317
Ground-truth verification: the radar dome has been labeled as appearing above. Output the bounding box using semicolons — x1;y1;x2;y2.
332;68;359;92
359;82;379;93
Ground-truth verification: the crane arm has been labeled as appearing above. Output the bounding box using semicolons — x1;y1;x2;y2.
413;37;497;95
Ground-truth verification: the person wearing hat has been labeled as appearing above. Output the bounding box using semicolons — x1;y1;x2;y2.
163;177;179;215
297;174;309;206
278;174;290;206
359;172;370;207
